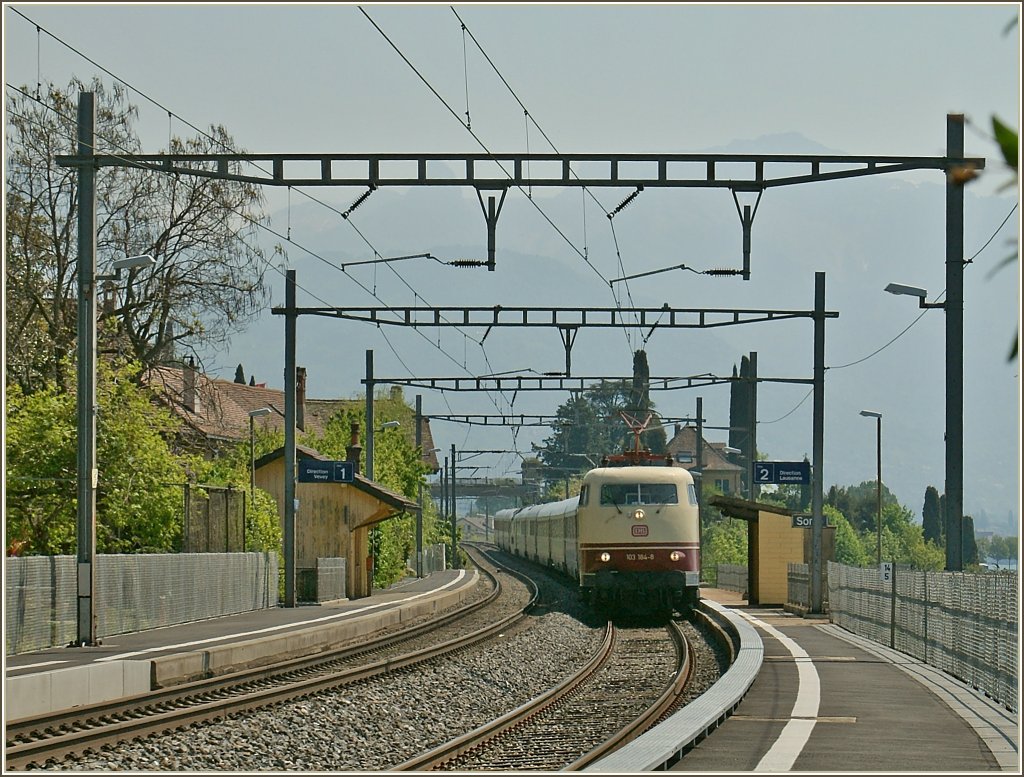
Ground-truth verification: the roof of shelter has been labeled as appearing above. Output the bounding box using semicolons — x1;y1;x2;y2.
255;444;417;513
708;494;795;521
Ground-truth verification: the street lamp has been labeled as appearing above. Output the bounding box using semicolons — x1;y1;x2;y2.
860;410;883;566
885;276;962;572
378;420;401;431
884;282;945;309
248;408;272;510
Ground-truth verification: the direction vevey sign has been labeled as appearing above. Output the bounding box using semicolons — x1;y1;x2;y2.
298;459;355;484
753;460;811;485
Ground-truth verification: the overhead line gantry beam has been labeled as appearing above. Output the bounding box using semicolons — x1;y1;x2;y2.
370;374;814;392
56;152;982;190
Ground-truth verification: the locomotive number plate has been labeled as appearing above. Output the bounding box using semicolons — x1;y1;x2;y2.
631;524;649;537
626;553;655;561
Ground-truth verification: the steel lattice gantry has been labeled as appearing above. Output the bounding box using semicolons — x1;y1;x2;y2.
56;150;978;189
270;304;839;376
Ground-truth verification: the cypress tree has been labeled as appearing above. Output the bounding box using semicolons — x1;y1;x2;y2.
963;515;979;566
922;486;942;545
234;363;246;384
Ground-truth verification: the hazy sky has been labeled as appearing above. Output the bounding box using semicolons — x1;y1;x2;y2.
4;3;1021;522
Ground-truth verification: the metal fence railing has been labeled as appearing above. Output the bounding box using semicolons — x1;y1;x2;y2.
715;564;748;594
183;483;247;553
825;562;1018;712
5;552;278;655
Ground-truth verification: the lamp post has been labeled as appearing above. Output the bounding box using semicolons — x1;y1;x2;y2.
885;280;961;571
248;408;272;510
860;410;883;566
75;180;155;653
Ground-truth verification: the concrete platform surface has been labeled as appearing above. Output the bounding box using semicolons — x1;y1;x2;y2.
673;591;1019;773
5;569;477;721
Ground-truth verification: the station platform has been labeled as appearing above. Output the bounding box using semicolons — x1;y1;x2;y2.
675;589;1020;773
4;568;478;721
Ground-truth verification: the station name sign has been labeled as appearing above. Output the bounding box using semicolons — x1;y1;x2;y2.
753;461;811;485
791;513;829;529
298;459;355;484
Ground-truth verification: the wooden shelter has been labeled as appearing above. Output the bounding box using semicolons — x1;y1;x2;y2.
255;444;417;600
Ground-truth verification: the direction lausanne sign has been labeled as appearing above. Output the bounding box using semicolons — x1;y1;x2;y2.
298;459;355;484
753;461;811;485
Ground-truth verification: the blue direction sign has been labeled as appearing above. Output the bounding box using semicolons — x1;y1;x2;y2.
298;459;355;484
753;461;811;485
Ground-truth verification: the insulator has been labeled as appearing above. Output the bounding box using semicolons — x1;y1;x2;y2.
704;268;742;276
449;259;487;268
342;185;376;219
606;185;644;219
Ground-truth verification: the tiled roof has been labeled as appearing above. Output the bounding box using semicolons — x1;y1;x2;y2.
142;364;439;470
665;425;744;472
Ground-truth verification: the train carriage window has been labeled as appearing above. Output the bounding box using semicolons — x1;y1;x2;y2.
687;483;698;506
579;484;589;506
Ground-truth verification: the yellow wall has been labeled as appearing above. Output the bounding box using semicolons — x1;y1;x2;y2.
756;511;808;604
255;457;398;598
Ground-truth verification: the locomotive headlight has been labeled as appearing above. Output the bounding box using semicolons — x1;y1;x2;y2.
599;552;611;562
670;551;683;562
632;508;645;521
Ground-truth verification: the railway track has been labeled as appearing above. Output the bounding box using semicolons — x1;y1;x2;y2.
5;546;535;771
392;616;695;771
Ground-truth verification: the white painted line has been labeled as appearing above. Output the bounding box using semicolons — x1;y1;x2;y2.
738;611;821;772
95;571;467;662
5;660;70;672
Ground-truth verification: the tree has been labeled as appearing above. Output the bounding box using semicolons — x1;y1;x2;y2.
962;515;980;566
825;480;899;534
5;357;199;554
825;505;871;568
922;486;943;546
234;364;246;384
5;77;270;391
536;378;665;484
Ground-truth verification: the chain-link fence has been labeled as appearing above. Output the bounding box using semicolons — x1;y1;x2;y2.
826;562;1018;712
5;552;278;655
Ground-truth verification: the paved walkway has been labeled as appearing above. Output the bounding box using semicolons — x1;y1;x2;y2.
676;590;1019;772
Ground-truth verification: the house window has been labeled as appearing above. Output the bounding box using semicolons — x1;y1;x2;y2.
715;479;731;494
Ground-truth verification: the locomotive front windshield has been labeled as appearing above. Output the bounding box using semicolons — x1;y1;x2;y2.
600;482;678;506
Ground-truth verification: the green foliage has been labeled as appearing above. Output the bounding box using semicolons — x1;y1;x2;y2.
195;429;283;556
825;505;871;568
701;512;748;586
5;358;196;554
979;534;1018;568
825;480;899;534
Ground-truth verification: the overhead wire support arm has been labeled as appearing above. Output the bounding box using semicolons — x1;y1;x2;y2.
476;187;508;271
731;188;764;280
